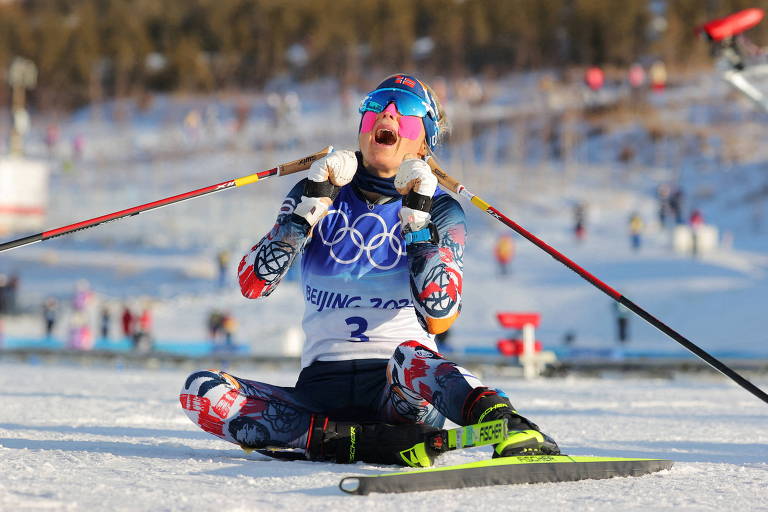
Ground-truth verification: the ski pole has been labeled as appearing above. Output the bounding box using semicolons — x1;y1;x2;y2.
0;146;332;253
426;153;768;406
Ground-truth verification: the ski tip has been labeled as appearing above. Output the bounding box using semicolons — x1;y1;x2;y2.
339;477;362;495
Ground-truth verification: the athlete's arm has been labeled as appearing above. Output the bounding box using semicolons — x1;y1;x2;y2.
238;180;310;299
406;194;466;334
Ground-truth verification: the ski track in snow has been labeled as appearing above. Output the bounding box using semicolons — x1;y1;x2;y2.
0;363;766;512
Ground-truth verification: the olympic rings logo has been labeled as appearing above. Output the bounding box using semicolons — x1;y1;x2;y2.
316;210;404;270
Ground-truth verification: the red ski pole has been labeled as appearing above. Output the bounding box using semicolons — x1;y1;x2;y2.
0;146;332;253
426;153;768;406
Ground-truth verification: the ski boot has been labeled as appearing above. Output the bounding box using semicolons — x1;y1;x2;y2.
304;416;447;467
465;388;560;457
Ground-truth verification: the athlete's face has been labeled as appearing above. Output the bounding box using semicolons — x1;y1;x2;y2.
358;103;427;177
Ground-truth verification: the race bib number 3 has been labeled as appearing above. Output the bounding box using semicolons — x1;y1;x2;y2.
345;316;369;342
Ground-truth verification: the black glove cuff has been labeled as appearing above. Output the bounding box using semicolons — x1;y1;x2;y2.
403;190;433;212
304;179;340;200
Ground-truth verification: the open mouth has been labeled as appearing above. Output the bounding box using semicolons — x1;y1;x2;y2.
374;128;398;146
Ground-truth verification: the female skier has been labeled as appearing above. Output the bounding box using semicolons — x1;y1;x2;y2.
180;74;559;466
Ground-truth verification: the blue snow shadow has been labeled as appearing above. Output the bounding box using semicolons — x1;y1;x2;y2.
568;440;768;464
0;422;209;441
195;457;396;497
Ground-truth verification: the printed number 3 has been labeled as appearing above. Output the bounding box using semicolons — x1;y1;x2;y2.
345;316;369;342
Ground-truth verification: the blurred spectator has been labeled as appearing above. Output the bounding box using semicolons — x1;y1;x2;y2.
234;100;251;134
0;275;8;315
456;77;485;105
43;297;58;338
222;312;237;348
628;212;644;251
121;304;134;340
690;209;704;258
494;234;515;276
100;305;111;340
649;61;667;92
628;63;646;89
67;311;93;350
72;134;85;160
204;104;220;136
45;124;60;158
208;309;224;345
69;281;94;350
656;183;672;227
689;209;704;228
139;307;152;338
283;91;301;128
183;109;202;143
669;187;684;224
6;273;18;312
584;66;605;91
0;273;19;314
216;250;230;289
133;306;153;352
573;202;588;242
613;301;631;344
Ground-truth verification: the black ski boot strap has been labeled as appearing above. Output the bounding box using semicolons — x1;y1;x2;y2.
305;416;359;464
463;387;540;431
304;416;443;467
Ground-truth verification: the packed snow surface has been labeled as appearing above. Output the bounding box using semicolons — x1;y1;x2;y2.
0;363;765;511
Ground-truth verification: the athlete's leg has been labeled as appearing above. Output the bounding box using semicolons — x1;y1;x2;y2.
380;340;559;456
180;369;313;449
379;340;483;426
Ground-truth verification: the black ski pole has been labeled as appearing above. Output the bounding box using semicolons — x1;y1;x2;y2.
426;153;768;406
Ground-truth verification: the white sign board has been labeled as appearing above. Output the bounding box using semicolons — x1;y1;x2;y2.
0;157;49;234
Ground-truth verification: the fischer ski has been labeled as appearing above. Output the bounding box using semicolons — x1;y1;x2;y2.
339;454;674;495
249;419;508;466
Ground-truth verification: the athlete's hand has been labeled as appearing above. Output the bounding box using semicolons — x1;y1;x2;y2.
293;195;332;227
395;155;437;232
295;150;357;227
394;155;437;197
307;150;358;188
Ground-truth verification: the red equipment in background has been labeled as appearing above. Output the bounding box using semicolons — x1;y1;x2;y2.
496;312;542;357
696;8;764;41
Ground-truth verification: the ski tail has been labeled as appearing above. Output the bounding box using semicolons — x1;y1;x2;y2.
339;455;674;495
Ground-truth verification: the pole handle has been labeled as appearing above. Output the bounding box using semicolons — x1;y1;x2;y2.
279;146;333;176
425;153;462;194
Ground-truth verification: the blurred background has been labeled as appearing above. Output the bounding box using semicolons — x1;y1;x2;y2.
1;0;768;367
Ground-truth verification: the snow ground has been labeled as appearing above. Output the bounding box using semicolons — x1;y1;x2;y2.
0;362;766;511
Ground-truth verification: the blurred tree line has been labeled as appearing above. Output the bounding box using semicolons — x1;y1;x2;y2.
2;0;768;111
